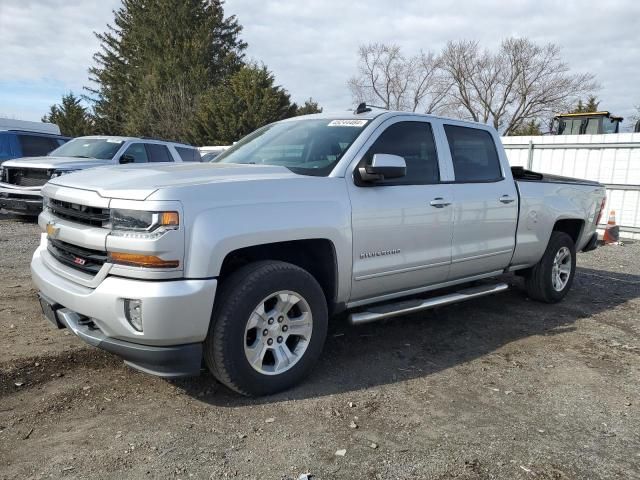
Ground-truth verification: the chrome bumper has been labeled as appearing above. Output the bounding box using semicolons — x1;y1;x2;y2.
0;183;42;215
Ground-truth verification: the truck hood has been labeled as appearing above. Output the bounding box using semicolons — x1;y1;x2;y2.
2;156;112;170
47;162;300;200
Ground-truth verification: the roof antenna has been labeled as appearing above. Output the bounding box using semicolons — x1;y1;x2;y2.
354;102;372;114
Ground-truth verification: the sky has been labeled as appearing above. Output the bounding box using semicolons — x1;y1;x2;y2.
1;0;639;128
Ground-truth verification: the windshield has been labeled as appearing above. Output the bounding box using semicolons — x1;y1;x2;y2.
213;119;369;176
48;138;124;159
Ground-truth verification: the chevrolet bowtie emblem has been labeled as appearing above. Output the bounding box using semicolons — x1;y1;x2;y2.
46;222;60;239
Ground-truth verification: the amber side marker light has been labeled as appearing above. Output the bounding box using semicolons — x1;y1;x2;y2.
109;252;180;268
160;211;179;226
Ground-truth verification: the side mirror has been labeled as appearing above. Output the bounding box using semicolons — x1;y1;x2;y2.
119;154;135;164
358;153;406;182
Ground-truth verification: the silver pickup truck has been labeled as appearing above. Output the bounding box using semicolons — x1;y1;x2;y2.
0;136;200;215
31;109;606;396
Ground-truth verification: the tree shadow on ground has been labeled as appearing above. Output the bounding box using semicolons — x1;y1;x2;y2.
176;266;639;406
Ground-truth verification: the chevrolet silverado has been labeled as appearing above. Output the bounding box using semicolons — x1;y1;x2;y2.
31;108;606;396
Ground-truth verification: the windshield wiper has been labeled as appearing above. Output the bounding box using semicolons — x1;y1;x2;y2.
69;155;93;159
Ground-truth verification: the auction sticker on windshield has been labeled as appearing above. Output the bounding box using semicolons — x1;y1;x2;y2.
328;120;368;127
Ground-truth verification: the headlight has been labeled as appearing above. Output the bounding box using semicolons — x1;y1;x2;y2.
42;196;50;210
50;170;77;178
0;166;5;182
107;209;179;238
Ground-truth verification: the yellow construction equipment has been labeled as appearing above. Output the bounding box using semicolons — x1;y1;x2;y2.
552;111;623;135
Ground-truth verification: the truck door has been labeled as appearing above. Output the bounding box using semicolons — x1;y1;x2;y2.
348;118;454;303
441;124;518;280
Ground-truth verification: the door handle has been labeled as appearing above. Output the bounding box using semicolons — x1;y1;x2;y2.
499;195;516;204
430;197;451;208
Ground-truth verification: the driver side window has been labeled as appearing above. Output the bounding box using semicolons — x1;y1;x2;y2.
362;121;439;185
121;143;148;163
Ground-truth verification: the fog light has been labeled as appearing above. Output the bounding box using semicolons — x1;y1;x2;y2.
124;299;143;332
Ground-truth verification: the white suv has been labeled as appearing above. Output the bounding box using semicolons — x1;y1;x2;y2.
0;136;200;215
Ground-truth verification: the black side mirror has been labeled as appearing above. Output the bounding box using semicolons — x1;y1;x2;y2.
358;153;406;182
119;154;135;164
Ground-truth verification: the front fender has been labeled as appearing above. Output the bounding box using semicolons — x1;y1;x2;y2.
180;179;353;304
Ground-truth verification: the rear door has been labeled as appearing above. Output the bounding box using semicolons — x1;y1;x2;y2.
441;124;518;280
348;117;454;302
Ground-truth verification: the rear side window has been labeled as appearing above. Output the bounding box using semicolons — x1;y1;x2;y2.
175;146;201;162
444;125;502;182
18;134;59;156
145;144;173;163
364;121;439;185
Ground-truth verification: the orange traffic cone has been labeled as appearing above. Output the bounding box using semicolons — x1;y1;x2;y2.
603;210;619;245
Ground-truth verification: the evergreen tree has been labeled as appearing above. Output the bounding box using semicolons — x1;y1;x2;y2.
572;95;600;113
295;98;322;116
87;0;246;139
42;92;94;137
195;64;298;144
509;119;543;136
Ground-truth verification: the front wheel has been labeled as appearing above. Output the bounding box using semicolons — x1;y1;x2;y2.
204;261;328;396
525;231;576;303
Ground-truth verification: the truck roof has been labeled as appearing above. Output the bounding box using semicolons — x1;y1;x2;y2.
284;109;493;130
0;118;61;135
73;135;194;148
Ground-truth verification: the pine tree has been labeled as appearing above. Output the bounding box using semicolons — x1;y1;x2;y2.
195;64;298;144
87;0;246;139
42;92;94;137
571;95;600;113
295;98;323;116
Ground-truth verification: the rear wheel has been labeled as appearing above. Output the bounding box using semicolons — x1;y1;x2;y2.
525;231;576;303
204;261;328;396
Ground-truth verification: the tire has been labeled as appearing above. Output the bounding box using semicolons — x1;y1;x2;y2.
204;261;328;396
525;231;576;303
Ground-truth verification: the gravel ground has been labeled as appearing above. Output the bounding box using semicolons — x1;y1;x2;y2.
0;214;639;479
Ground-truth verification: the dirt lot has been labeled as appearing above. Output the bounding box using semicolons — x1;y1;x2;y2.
0;215;638;480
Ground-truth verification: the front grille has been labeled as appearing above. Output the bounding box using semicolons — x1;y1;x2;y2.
47;238;107;275
49;198;110;227
6;168;51;187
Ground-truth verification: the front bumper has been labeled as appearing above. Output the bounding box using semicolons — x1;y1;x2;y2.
0;183;42;215
31;243;217;377
40;294;203;377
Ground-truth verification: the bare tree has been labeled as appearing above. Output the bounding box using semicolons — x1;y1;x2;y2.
440;38;598;134
348;43;450;114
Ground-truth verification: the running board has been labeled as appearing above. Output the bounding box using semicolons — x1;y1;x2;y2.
348;282;509;325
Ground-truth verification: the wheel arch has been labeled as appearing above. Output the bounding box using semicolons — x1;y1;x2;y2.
552;218;584;245
218;239;341;313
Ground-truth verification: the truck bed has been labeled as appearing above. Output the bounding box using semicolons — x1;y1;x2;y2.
510;168;606;268
511;166;601;186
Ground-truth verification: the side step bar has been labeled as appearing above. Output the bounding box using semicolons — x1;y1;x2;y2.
348;282;509;325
